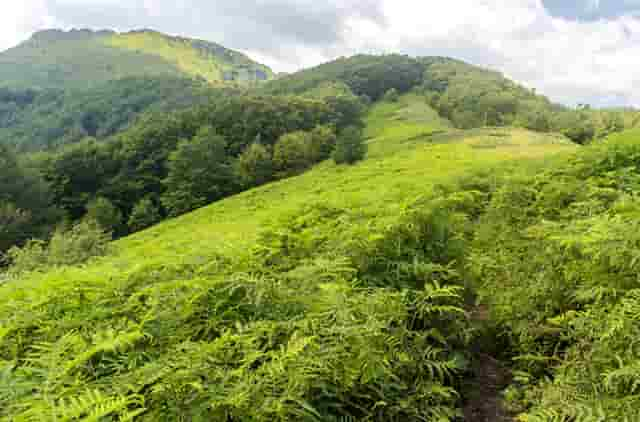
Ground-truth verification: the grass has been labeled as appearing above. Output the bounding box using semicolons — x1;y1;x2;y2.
104;31;272;84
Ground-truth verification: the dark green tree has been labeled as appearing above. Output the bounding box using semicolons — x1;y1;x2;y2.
333;126;367;165
383;88;400;102
161;126;234;216
0;144;58;252
310;125;338;161
85;197;123;235
128;198;162;232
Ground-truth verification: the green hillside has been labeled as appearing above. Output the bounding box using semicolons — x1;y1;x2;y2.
0;29;272;90
1;93;584;420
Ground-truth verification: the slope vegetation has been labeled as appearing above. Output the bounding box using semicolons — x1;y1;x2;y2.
0;29;272;90
0;93;578;420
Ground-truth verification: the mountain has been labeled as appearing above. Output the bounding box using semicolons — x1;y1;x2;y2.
0;28;273;90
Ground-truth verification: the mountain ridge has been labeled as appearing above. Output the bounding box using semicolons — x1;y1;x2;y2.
0;28;273;89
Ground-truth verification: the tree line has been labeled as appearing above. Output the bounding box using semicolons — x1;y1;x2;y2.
1;93;367;257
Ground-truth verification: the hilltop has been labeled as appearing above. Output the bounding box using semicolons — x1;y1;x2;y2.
0;28;273;90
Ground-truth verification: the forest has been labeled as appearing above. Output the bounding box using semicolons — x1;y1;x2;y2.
2;44;640;421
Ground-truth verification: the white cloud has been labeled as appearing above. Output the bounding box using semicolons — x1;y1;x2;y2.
2;0;640;107
0;1;54;51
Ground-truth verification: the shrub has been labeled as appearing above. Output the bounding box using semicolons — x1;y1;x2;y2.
7;219;111;274
273;131;316;174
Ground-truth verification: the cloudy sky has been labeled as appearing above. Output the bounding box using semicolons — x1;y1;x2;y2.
2;0;640;107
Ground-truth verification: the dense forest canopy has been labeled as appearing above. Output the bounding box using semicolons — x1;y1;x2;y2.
0;77;228;152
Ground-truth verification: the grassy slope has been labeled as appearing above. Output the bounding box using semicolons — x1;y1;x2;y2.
104;31;273;84
3;94;575;294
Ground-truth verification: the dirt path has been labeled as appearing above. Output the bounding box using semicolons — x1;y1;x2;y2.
463;353;513;421
462;305;514;422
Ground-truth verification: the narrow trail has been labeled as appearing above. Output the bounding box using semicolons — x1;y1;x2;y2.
462;305;514;422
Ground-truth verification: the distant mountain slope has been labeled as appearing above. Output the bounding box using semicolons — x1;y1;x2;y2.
0;29;273;90
0;77;230;152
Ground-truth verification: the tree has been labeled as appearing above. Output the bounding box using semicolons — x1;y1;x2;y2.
556;111;596;144
236;143;274;187
128;198;162;232
0;144;58;253
383;88;400;102
310;125;337;161
161;126;234;217
333;126;367;165
85;197;123;235
273;131;316;174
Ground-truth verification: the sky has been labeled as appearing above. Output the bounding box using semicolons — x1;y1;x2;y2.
2;0;640;107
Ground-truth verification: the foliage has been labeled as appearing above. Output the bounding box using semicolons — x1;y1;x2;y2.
463;129;640;420
263;54;425;101
333;126;367;165
236;142;274;187
273;131;316;174
0;77;224;152
162;126;234;216
127;199;162;232
86;197;124;235
0;144;58;254
41;93;363;230
6;219;111;275
1;100;570;419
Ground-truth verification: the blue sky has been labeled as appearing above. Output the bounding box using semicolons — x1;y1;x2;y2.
1;1;640;108
543;0;640;20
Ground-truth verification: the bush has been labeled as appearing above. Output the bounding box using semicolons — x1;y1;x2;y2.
273;131;316;174
333;126;367;165
7;219;111;274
